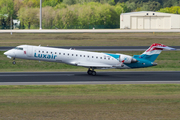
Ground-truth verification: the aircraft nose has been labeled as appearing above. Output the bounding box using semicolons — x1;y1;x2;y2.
4;51;8;56
4;50;15;57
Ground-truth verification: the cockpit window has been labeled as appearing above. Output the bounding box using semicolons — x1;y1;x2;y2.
14;47;23;50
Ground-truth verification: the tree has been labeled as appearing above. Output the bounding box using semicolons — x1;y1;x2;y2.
158;6;180;14
18;7;39;29
63;0;76;5
42;6;57;28
22;0;40;8
14;0;23;18
54;3;67;9
42;0;61;7
141;1;161;11
0;0;14;29
125;1;136;12
115;3;129;13
0;0;14;17
108;0;115;5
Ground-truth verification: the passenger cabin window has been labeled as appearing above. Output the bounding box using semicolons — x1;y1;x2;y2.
51;52;52;54
42;51;44;53
68;53;69;56
39;51;40;53
46;51;48;53
80;55;82;57
76;54;78;57
59;53;61;55
55;52;57;54
84;55;85;57
63;53;65;55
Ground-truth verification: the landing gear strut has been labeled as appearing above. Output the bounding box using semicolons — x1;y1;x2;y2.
87;68;96;76
12;58;16;65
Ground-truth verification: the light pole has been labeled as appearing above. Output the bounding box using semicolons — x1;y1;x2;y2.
40;0;42;29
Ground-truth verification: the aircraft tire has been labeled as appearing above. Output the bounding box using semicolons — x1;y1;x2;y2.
87;70;92;75
92;71;96;76
12;61;16;65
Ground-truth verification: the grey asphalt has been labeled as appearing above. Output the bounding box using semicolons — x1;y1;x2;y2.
1;46;180;51
0;71;180;85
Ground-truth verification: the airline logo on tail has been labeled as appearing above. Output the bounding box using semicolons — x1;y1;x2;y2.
146;43;166;52
139;43;176;62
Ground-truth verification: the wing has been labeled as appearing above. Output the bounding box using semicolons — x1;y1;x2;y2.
70;61;113;68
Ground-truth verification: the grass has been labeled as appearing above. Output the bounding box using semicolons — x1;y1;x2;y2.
0;33;179;120
0;84;180;119
0;33;180;46
0;51;180;72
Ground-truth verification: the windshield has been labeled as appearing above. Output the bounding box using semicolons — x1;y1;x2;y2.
13;47;23;50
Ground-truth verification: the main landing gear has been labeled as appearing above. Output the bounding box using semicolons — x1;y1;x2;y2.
87;68;96;76
12;58;16;65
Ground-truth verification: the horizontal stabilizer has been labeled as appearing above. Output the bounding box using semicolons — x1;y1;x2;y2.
155;46;176;51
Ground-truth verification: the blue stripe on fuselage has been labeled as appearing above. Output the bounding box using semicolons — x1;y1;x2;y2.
138;54;159;62
105;53;119;60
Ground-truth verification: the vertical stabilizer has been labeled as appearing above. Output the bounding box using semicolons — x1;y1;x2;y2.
139;43;175;62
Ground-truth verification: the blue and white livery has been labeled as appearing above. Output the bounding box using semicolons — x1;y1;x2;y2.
4;43;175;76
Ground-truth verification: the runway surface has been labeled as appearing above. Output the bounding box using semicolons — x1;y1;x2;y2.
1;29;180;33
0;71;180;85
1;46;180;51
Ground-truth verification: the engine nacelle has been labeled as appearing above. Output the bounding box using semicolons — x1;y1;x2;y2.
119;55;138;64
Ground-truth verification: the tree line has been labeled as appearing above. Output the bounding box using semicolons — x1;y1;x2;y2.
1;0;180;29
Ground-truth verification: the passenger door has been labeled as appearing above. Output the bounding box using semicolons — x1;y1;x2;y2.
27;46;33;57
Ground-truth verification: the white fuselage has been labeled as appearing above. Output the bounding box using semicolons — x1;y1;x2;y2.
4;45;133;69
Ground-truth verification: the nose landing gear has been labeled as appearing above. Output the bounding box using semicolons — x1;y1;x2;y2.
12;58;16;65
12;61;16;65
87;68;96;76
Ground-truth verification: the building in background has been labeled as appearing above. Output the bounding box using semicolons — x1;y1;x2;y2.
13;19;20;29
120;11;180;29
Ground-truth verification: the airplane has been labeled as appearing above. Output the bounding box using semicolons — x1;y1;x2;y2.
4;43;176;76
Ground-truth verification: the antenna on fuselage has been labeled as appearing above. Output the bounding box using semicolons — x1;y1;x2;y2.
39;45;41;47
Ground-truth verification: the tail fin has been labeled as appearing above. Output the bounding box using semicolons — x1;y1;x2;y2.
139;43;176;62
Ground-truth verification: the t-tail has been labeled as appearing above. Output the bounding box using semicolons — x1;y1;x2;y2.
139;43;176;62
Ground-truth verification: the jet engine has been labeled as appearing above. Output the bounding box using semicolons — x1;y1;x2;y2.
119;55;138;64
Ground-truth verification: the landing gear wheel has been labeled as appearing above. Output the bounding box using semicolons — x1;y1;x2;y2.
87;70;92;75
92;71;96;76
12;61;16;65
